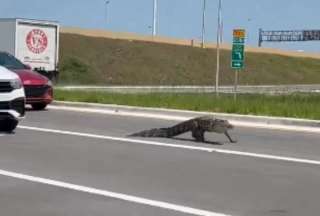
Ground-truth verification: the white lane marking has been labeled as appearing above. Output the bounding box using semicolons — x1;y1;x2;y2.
0;133;9;137
0;169;229;216
49;105;187;121
232;121;320;134
49;105;320;134
19;126;214;152
19;125;320;166
214;149;320;165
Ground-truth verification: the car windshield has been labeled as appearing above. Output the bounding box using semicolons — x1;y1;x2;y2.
0;52;27;70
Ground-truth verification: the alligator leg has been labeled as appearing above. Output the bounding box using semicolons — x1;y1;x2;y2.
192;129;205;142
224;131;237;143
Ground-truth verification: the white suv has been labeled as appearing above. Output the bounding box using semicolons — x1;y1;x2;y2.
0;66;25;132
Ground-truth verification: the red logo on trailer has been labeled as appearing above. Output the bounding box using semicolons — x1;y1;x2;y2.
26;29;48;54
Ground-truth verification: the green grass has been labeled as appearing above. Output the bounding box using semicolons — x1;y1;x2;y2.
55;89;320;120
59;33;320;86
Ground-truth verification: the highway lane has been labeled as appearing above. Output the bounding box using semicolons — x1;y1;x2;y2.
22;107;320;161
0;174;188;216
0;108;320;216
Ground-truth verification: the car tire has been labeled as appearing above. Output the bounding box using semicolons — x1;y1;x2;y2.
31;103;48;110
0;119;18;132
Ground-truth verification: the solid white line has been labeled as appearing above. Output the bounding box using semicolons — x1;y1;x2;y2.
18;125;214;152
19;125;320;166
49;105;320;134
214;149;320;165
231;121;320;134
0;169;229;216
49;105;187;121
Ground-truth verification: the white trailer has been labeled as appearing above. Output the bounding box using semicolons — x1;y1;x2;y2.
0;18;59;81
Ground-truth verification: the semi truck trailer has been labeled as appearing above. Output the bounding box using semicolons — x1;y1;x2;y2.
0;18;59;82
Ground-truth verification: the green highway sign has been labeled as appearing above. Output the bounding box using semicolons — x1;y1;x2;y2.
231;61;244;69
232;29;246;99
232;44;244;61
231;29;246;69
232;44;244;51
233;37;245;44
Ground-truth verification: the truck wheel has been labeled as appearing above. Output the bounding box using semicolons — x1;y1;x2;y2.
0;119;18;133
31;103;48;110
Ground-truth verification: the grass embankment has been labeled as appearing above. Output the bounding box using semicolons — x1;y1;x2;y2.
55;89;320;120
59;33;320;86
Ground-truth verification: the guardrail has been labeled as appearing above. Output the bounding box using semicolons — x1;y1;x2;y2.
56;85;320;94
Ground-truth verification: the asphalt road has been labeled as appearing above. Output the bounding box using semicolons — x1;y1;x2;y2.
1;107;320;216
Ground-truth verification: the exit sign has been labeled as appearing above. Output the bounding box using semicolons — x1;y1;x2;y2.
231;29;246;69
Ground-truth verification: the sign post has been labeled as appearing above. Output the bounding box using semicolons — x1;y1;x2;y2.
231;29;245;101
234;70;239;101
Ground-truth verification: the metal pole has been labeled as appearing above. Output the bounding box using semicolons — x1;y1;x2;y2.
215;0;222;97
153;0;158;37
201;0;206;48
234;70;239;101
258;28;263;47
105;1;110;27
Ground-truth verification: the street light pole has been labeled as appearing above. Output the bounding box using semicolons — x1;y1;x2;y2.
215;0;222;97
105;1;110;28
201;0;206;48
153;0;158;36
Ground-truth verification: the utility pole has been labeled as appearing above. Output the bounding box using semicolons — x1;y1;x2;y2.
105;1;110;27
215;0;222;97
152;0;158;36
201;0;206;48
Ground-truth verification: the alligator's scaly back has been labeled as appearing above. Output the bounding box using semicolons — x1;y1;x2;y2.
197;116;234;133
129;118;196;138
128;115;237;143
166;119;197;137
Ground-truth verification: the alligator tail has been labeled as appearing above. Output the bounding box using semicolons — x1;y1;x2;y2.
129;119;196;138
129;128;170;138
166;119;195;137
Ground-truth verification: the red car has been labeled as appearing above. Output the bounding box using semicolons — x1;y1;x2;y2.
0;52;53;110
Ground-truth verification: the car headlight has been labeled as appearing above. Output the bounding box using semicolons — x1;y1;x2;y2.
10;78;22;89
47;80;53;86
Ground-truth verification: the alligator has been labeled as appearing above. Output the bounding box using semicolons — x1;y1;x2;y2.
129;115;237;143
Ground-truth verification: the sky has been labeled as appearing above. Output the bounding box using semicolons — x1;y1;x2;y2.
1;0;320;52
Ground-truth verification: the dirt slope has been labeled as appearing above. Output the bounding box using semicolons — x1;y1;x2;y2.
61;27;320;60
